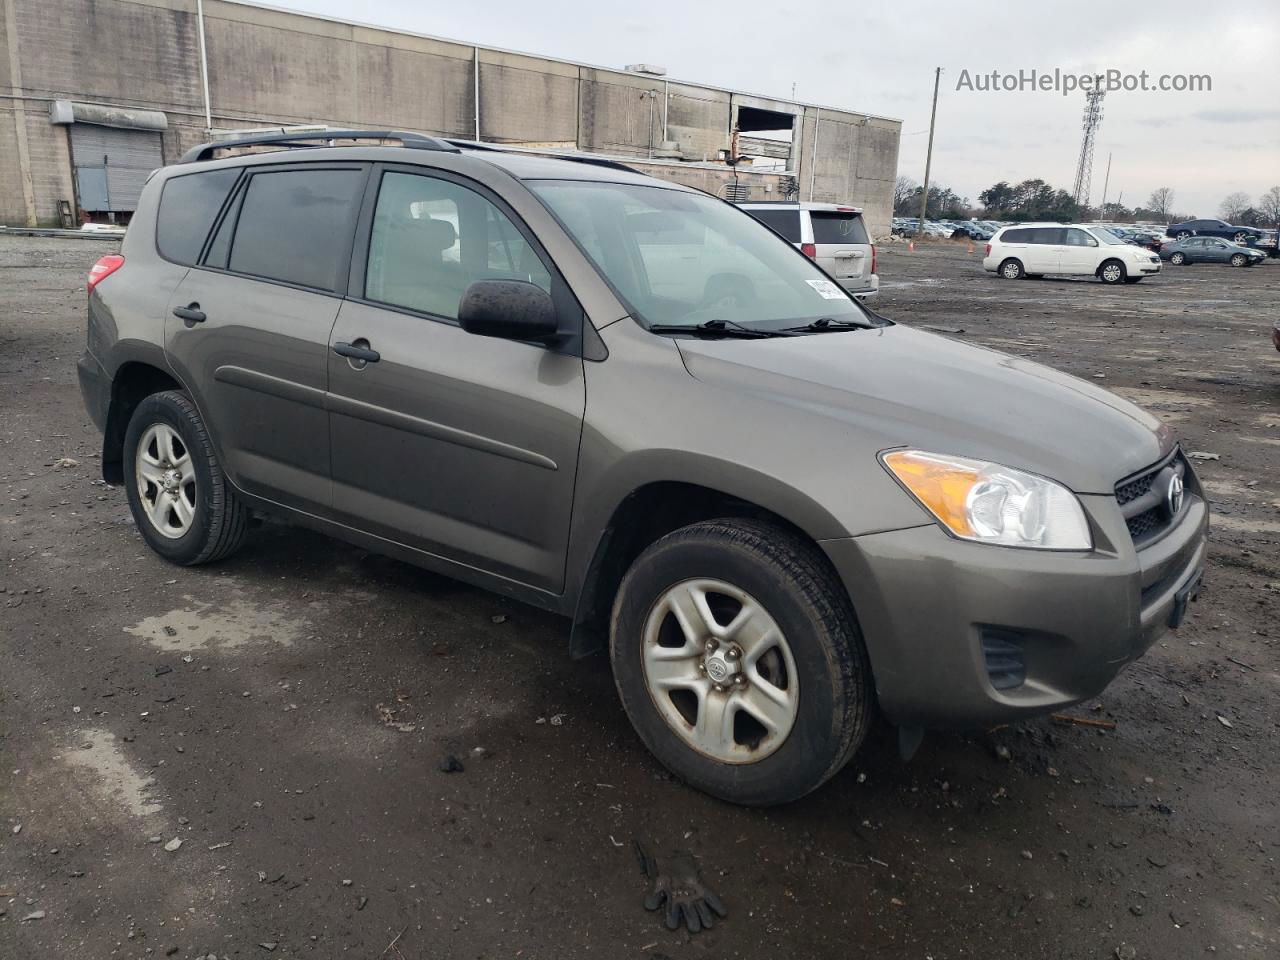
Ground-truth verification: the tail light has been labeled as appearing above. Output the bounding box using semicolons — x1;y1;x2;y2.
800;243;816;259
870;243;877;276
88;254;125;293
984;243;992;257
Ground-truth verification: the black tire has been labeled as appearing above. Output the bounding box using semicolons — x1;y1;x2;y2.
123;390;249;565
1230;253;1247;267
609;518;874;806
1098;259;1127;284
998;258;1024;280
1170;252;1186;265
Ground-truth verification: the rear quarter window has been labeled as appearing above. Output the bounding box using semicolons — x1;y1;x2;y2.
810;211;869;244
155;168;241;265
745;208;802;242
1000;228;1030;243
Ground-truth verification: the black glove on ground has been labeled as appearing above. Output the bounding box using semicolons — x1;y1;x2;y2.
636;841;728;933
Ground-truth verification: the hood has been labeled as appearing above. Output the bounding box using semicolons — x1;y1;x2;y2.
676;324;1171;494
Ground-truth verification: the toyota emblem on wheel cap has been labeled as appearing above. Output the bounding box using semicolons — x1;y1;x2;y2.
1166;472;1184;517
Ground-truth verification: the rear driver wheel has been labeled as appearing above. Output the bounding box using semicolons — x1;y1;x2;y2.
999;258;1024;280
123;390;248;565
610;519;873;806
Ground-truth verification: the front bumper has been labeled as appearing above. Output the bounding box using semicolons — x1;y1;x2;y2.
77;350;111;433
1137;261;1161;274
821;492;1207;729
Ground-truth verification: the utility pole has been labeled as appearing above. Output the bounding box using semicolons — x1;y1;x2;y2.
916;67;941;235
1098;152;1112;218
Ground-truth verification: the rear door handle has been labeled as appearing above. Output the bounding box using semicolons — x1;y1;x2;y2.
333;341;380;363
172;303;206;324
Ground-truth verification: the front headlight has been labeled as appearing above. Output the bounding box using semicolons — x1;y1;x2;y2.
882;450;1092;550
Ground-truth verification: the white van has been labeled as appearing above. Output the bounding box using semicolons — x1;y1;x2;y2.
737;202;878;298
982;223;1162;284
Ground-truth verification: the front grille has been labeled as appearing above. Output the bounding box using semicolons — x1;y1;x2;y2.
1115;450;1189;547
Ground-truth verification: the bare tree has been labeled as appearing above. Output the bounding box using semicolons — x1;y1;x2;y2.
1219;192;1252;223
1148;187;1175;221
893;176;919;216
1259;186;1280;229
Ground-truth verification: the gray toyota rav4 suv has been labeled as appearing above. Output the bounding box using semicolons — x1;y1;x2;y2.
78;131;1207;805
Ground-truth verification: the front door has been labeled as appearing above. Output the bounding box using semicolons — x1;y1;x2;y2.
1058;227;1101;275
326;167;586;593
165;164;367;512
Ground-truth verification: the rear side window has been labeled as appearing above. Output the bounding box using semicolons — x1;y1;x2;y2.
1028;228;1064;244
155;169;240;265
1001;228;1030;243
810;212;869;244
227;169;364;291
747;209;802;242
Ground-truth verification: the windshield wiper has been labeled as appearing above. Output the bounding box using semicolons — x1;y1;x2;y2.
782;316;875;333
651;319;790;339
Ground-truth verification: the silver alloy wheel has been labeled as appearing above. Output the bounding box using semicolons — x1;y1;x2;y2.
1101;262;1123;282
1233;233;1248;244
1171;252;1185;265
1231;253;1246;267
1001;261;1020;279
135;423;197;539
641;578;799;764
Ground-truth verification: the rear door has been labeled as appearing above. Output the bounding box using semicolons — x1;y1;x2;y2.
809;209;872;287
165;163;367;513
1021;228;1063;273
326;165;586;593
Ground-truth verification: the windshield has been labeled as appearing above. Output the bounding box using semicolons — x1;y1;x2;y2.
528;181;870;330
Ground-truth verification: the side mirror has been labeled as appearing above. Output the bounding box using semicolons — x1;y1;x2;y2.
458;279;559;342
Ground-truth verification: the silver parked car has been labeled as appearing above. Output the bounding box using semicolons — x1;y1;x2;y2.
78;130;1206;806
736;201;878;297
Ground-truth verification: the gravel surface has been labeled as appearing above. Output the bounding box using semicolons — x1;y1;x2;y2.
1;235;1277;959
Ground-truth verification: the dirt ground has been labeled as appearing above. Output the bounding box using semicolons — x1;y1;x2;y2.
1;235;1277;960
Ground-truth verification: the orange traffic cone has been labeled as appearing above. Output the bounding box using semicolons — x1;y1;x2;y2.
966;240;975;254
907;240;915;252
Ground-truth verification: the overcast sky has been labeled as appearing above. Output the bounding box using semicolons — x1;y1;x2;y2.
264;0;1278;218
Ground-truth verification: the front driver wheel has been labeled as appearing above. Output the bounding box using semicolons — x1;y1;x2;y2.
610;519;873;806
123;390;249;565
1099;260;1126;284
1170;252;1187;265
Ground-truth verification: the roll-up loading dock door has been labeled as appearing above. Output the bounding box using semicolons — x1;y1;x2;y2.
69;124;164;213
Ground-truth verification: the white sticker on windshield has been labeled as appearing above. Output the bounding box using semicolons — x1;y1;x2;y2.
806;279;847;300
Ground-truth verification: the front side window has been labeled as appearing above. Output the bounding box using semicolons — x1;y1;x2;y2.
227;169;364;291
365;171;551;319
1064;228;1098;247
529;181;869;331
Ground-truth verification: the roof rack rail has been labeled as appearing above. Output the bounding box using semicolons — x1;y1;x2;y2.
179;129;460;164
441;139;637;174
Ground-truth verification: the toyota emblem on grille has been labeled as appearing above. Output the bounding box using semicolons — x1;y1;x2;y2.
1166;472;1184;517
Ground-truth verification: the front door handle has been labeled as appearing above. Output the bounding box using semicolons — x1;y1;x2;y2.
333;340;381;364
172;303;206;324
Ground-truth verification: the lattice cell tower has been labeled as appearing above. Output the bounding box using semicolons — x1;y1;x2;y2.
1071;88;1106;208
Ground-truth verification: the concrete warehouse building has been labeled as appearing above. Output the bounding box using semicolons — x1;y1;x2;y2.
0;0;901;234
